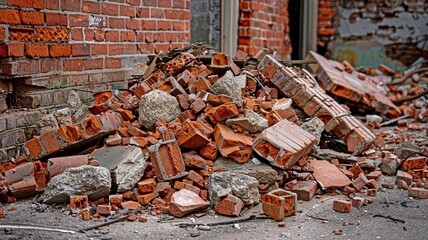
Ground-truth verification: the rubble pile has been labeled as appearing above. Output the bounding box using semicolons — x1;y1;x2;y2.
0;46;426;223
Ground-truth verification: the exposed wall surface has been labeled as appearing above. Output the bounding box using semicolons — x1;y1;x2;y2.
0;0;191;162
238;0;291;60
190;0;220;51
318;0;428;70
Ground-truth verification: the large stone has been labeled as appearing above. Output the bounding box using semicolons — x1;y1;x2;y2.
300;117;325;145
40;165;111;204
209;70;246;101
169;189;209;217
208;172;260;206
138;90;182;130
226;109;268;133
90;146;148;193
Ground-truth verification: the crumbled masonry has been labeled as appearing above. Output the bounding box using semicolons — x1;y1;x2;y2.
0;46;426;223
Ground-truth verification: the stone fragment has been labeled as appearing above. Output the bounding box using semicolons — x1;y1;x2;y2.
90;146;148;193
48;155;89;177
300;117;325;145
138;90;181;130
40;165;111;204
333;199;351;213
169;189;209;217
225;109;268;133
253;119;316;169
208;172;260;206
380;159;398;176
214;123;253;163
209;70;246;101
148;139;187;180
262;189;297;221
290;180;317;201
307;160;351;189
214;194;244;217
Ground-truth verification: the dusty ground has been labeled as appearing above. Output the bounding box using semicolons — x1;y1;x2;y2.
0;176;427;240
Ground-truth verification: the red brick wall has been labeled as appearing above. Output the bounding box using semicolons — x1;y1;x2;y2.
0;0;191;163
237;0;291;60
317;0;336;55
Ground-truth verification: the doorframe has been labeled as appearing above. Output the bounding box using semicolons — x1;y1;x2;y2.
220;0;239;56
300;0;318;59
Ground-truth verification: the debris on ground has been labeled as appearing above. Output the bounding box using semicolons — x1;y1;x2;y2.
0;45;426;228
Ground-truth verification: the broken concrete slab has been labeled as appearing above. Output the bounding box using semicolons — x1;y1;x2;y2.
209;70;246;101
169;189;209;217
214;123;253;164
307;159;351;189
138;90;182;130
208;172;260;206
40;165;111;204
90;146;148;193
253;119;316;169
226;109;268;133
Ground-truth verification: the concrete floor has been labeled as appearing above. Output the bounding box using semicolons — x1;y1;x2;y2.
0;176;427;240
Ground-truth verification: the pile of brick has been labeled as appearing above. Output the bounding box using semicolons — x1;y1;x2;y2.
0;47;427;222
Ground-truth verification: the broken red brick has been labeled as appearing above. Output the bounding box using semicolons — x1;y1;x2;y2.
214;194;244;217
290;180;317;201
156;182;171;197
96;204;111;215
186;170;204;188
182;151;207;169
199;142;217;160
137;178;157;194
333;199;351;213
262;189;297;221
69;195;88;210
136;191;156;205
81;209;91;220
206;102;239;124
148;139;187;180
169;189;209;218
109;194;123;208
214;123;253;163
48;155;89;177
176;121;212;149
164;52;195;76
121;200;141;210
408;188;428;199
253;119;316;169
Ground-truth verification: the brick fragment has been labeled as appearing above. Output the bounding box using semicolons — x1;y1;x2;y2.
262;189;297;221
121;201;141;210
182;151;207;169
136;191;156;205
291;181;317;201
96;204;111;215
215;194;244;217
137;178;157;194
199;142;217;161
176;120;212;149
206;102;239;124
81;209;91;220
214;123;253;163
109;195;123;208
351;197;365;208
169;189;209;217
253;119;316;169
333;199;351;213
164;52;195;76
408;188;428;199
69;195;88;210
148;139;187;180
186;170;204;188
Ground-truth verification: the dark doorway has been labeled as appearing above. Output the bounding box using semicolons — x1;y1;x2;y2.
288;0;303;60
